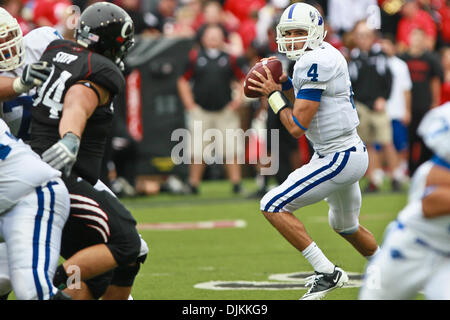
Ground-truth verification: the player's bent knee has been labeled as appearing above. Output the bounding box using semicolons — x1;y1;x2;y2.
110;261;143;287
108;230;141;267
260;196;279;214
111;238;148;287
106;241;148;289
260;210;274;220
328;209;360;235
139;236;149;257
333;225;359;236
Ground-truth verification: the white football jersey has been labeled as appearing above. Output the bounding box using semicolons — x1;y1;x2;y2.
292;41;361;155
397;160;450;253
0;27;63;138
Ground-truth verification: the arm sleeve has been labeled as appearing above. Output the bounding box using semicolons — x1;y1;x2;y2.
296;89;324;102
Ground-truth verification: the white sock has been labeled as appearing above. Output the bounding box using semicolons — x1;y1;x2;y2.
302;242;335;274
364;246;381;260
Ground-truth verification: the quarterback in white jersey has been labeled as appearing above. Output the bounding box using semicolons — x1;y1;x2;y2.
359;103;450;300
247;3;379;300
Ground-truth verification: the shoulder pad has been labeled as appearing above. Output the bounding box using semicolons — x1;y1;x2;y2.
293;47;336;86
35;27;63;40
24;28;64;63
25;27;63;44
87;53;125;96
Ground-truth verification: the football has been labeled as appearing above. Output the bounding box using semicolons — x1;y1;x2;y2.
244;58;283;98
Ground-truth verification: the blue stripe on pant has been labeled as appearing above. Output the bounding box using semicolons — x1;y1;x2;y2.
32;181;57;299
264;151;350;213
32;186;45;300
264;153;340;212
44;182;57;298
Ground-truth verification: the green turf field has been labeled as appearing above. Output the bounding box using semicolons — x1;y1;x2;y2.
123;178;411;300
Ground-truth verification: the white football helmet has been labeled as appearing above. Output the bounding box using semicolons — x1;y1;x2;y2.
276;3;326;61
0;8;25;71
418;102;450;164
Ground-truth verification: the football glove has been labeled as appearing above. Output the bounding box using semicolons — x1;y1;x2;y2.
13;61;53;94
42;132;80;177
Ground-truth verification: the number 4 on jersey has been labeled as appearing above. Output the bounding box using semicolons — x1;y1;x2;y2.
307;63;319;82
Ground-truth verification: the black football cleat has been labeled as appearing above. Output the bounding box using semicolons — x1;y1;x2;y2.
300;266;349;300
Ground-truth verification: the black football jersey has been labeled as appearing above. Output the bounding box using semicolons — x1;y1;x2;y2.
30;39;125;184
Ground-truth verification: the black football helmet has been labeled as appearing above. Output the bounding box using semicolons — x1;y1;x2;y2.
75;2;135;65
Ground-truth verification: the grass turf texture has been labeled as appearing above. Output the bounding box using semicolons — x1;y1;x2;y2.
124;178;412;300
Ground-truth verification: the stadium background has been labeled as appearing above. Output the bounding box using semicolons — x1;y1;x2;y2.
3;0;447;299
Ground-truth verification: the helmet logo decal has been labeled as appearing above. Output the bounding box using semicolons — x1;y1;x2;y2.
288;4;297;19
310;11;315;23
318;16;323;26
121;20;133;38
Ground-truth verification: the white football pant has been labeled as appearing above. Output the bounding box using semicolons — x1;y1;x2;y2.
0;131;69;299
0;178;69;299
261;141;368;234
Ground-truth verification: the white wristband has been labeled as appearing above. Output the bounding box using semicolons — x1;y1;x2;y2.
268;91;290;114
12;77;31;94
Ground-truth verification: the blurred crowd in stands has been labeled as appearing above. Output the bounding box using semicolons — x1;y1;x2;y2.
2;0;450;196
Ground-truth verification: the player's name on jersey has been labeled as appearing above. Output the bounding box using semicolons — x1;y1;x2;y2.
53;52;78;64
